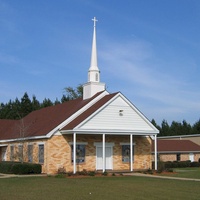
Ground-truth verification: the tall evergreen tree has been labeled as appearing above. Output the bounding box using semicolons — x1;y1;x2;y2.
160;119;170;136
32;95;41;111
20;92;32;117
192;119;200;134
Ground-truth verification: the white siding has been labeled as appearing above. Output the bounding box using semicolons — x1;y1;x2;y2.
78;95;156;132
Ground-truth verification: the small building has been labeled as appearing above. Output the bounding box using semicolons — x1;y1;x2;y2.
152;140;200;162
0;17;159;174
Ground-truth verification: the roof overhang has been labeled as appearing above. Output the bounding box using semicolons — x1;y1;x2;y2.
152;151;200;154
0;135;49;143
60;128;159;135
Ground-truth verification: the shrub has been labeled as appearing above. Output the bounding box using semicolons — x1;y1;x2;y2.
0;161;41;174
157;161;165;173
102;171;108;176
57;167;67;174
190;162;200;167
0;161;18;174
88;171;96;176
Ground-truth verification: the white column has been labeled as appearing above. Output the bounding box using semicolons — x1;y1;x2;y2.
154;134;157;170
73;133;76;174
130;134;133;172
102;134;105;172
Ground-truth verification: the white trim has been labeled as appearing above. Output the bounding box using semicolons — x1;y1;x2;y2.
0;135;49;143
37;142;45;145
102;134;105;172
154;134;157;170
158;134;200;139
73;92;159;134
0;144;8;147
120;142;136;145
61;129;158;135
73;133;76;174
153;151;200;153
94;142;115;147
69;142;88;145
46;90;109;138
130;134;133;172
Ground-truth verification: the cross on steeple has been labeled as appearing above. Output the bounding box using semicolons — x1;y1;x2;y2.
92;17;98;27
83;17;106;100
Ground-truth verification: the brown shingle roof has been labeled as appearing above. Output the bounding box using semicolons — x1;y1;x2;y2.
152;140;200;152
0;91;117;140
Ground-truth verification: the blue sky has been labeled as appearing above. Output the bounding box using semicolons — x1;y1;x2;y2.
0;0;200;125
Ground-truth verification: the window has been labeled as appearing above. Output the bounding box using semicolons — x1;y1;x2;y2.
10;146;14;161
1;147;7;161
71;145;85;164
18;145;23;162
122;145;134;163
95;73;98;81
38;144;44;163
176;153;181;161
28;145;33;163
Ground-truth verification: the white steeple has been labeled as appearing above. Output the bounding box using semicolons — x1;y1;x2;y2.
90;18;98;69
83;17;106;100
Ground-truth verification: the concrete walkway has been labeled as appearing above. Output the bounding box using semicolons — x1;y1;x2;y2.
1;172;200;182
0;173;46;178
123;172;200;182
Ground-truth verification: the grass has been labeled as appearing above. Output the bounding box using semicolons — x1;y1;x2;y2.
164;167;200;179
0;176;200;200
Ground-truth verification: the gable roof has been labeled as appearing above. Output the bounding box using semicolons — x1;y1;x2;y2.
0;91;106;141
62;92;159;135
0;91;158;142
152;140;200;153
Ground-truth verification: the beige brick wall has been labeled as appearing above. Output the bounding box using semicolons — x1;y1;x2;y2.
3;140;47;173
152;153;200;162
45;134;152;174
2;134;152;174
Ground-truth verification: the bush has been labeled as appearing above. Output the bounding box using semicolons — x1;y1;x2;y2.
0;161;41;174
102;171;108;176
190;162;200;167
0;161;18;174
88;171;96;176
57;167;67;174
157;161;165;173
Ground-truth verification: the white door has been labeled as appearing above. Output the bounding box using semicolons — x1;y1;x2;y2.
189;153;194;162
1;147;7;161
96;147;112;170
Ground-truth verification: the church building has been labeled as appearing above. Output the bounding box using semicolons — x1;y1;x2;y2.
0;17;159;174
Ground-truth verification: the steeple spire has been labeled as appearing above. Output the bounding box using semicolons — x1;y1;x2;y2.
83;17;106;100
88;17;100;82
89;17;98;71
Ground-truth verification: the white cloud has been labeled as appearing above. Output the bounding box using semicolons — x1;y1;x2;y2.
99;38;200;124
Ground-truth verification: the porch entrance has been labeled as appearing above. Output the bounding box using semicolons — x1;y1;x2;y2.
96;146;113;170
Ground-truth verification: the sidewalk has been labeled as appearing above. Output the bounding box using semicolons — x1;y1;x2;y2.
0;173;46;178
123;172;200;182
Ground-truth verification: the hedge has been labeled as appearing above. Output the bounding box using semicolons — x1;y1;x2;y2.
152;160;200;170
0;161;42;174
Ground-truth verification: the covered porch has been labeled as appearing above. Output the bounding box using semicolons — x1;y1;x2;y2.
61;130;158;174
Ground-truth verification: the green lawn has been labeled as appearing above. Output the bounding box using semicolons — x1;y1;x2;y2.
0;176;200;200
162;167;200;179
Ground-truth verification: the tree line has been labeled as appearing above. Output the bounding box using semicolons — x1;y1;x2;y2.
0;86;83;120
0;85;199;136
151;119;200;137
